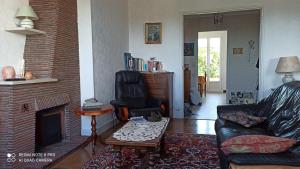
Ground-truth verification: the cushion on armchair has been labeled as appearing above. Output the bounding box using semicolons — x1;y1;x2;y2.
221;135;297;155
129;107;162;122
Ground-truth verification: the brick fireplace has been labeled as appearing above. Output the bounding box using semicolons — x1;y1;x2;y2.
0;0;82;168
36;109;63;148
35;94;71;150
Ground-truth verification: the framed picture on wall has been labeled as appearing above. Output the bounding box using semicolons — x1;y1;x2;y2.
184;43;194;56
145;22;162;44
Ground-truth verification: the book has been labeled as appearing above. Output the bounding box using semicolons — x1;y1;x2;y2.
128;57;133;70
82;102;103;110
124;53;132;70
130;116;147;124
82;106;103;110
83;102;103;107
123;53;146;72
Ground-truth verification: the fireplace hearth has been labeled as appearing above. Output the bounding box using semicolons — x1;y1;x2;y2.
36;106;63;149
34;94;72;152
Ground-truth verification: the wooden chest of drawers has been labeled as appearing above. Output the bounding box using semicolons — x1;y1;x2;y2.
142;72;174;117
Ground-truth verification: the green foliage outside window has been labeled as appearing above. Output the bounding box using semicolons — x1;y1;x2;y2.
198;47;220;80
198;47;207;76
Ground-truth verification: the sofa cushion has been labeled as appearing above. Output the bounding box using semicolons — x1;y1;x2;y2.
221;135;297;155
216;127;270;147
228;152;300;166
219;111;267;128
215;119;268;133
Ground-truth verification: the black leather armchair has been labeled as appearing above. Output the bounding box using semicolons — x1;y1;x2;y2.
110;70;164;121
215;81;300;169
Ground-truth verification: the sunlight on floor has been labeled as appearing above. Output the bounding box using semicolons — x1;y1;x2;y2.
186;93;226;120
195;120;216;135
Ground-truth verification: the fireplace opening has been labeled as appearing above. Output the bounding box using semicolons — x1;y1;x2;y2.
36;106;64;150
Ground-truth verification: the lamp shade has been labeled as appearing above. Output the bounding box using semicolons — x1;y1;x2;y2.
15;5;38;20
275;56;300;73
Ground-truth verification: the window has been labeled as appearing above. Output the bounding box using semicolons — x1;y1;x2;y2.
198;37;221;82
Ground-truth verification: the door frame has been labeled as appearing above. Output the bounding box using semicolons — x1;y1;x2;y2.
180;7;263;102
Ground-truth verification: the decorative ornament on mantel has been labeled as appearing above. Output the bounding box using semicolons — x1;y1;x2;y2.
2;66;16;80
17;59;25;78
24;72;33;80
15;5;39;29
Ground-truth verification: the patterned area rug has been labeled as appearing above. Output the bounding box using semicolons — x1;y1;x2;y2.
81;132;220;169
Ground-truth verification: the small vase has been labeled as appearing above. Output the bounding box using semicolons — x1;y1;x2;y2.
25;72;33;80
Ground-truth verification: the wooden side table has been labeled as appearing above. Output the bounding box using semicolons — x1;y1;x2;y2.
75;104;114;154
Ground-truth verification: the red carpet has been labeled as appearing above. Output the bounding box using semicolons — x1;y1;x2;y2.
81;132;220;169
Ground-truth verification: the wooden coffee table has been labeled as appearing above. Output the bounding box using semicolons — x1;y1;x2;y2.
105;118;169;169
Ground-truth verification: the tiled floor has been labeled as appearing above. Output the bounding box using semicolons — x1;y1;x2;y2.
186;93;226;120
50;119;216;169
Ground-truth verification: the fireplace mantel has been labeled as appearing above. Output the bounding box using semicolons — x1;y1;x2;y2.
0;78;58;86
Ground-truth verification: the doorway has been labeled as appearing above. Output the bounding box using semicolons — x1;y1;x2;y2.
198;31;227;93
183;10;261;122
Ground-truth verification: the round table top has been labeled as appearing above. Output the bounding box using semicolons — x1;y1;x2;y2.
75;104;114;116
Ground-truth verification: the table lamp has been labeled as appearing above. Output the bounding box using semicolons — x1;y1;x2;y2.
275;56;300;83
15;5;39;29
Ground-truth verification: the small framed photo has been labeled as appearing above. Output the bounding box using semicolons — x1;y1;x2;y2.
184;43;194;56
145;22;162;44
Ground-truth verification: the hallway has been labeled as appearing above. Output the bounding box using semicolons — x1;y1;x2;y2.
186;93;226;120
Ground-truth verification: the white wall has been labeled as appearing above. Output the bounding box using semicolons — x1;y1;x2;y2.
129;0;184;118
77;0;128;135
129;0;300;118
261;1;300;94
0;0;28;78
91;0;129;134
77;0;96;135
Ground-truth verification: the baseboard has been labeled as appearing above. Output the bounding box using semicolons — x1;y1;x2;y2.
81;129;92;136
96;117;118;134
81;116;117;136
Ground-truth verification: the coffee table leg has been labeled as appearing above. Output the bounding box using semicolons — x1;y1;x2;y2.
160;134;165;156
91;115;97;155
114;146;122;169
148;148;155;169
148;153;154;169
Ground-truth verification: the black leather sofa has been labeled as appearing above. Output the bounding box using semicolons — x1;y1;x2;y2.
215;82;300;169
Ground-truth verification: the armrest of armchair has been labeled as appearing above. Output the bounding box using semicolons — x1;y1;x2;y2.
217;104;260;117
147;97;164;106
110;100;128;107
110;100;129;121
147;97;167;115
